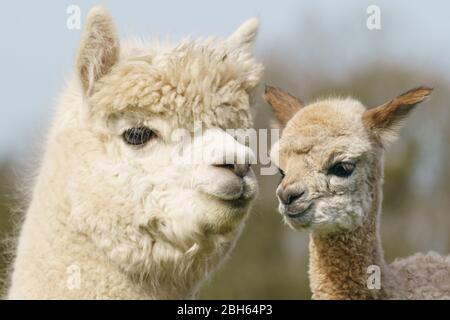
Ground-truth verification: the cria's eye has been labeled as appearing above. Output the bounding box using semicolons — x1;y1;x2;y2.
122;127;155;146
328;162;355;178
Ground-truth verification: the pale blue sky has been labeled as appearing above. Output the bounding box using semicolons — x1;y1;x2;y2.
1;0;450;158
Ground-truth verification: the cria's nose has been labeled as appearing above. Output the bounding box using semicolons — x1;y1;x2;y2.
214;163;251;178
277;185;306;205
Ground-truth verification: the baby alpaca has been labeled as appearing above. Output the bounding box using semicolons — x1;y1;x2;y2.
7;7;262;299
265;85;450;299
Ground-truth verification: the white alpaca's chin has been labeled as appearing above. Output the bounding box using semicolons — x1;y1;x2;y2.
198;169;258;203
198;173;258;231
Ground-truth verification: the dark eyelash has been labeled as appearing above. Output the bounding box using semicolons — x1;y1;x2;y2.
278;168;285;184
122;127;155;146
327;162;355;178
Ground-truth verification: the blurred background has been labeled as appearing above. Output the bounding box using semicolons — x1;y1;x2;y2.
1;0;450;299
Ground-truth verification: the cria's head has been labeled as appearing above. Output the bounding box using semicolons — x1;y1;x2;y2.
265;85;432;234
61;6;262;279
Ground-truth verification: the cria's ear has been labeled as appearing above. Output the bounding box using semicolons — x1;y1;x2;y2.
227;18;259;49
264;85;304;127
362;86;433;145
76;6;119;95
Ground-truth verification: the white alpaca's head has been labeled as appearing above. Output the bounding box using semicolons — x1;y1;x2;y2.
265;86;432;234
56;7;262;294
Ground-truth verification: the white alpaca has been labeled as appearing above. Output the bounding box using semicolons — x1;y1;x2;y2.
265;86;450;299
7;7;262;299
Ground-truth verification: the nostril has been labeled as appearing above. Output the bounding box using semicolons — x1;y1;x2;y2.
286;190;305;205
233;164;251;177
214;164;235;171
278;187;306;205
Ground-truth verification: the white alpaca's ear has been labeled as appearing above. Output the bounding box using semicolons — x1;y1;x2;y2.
225;18;262;91
76;6;119;95
227;18;259;49
362;86;433;146
264;85;304;127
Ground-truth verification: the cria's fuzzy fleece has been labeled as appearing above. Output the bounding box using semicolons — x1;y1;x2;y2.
268;87;450;299
7;6;262;299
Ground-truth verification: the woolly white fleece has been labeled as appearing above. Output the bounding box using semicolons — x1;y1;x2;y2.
7;6;263;299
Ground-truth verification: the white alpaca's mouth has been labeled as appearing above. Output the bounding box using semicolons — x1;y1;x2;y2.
205;181;245;201
204;182;254;202
199;174;258;204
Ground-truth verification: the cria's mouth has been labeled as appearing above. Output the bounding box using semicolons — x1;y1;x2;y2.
286;203;313;219
281;203;314;228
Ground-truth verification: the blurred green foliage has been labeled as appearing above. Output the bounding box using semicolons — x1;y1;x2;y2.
0;161;15;297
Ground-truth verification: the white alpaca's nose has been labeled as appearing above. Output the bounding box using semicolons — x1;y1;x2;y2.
201;128;255;178
188;128;258;202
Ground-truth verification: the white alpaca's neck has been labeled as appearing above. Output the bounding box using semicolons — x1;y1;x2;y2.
7;139;197;300
308;159;406;299
8;186;197;299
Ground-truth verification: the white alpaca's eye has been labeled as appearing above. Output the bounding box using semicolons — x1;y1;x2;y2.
122;127;155;146
328;162;355;178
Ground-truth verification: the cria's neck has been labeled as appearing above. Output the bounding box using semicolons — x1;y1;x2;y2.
308;163;405;299
309;222;390;299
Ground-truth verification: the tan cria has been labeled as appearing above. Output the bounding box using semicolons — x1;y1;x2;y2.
266;86;450;299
